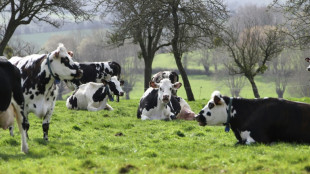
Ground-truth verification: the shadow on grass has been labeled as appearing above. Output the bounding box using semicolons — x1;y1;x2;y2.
33;138;74;146
0;150;45;161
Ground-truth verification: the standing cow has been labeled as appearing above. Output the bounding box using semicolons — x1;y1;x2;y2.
0;57;28;153
195;91;310;144
9;43;82;141
66;76;124;111
137;79;182;120
65;61;121;90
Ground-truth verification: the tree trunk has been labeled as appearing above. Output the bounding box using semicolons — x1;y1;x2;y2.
0;23;17;56
144;58;153;91
276;88;284;98
247;76;260;98
175;57;195;101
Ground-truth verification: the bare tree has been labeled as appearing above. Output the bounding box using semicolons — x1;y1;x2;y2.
99;0;170;91
268;49;294;98
0;0;93;56
272;0;310;48
9;37;42;56
222;5;286;98
162;0;228;101
225;74;246;97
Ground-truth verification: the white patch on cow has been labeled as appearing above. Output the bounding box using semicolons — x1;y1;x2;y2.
230;106;237;118
240;130;256;144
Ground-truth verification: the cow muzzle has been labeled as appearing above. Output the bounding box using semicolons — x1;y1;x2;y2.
195;114;207;126
162;95;170;103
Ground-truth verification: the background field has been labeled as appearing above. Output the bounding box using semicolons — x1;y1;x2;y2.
1;99;310;173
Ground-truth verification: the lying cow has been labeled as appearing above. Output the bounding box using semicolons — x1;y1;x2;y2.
66;76;124;111
65;61;121;90
137;79;182;120
195;91;310;144
151;71;179;96
0;57;28;153
9;43;82;141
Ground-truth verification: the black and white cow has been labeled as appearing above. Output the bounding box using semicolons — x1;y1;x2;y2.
65;61;121;90
137;79;182;120
195;91;310;144
66;76;124;111
151;71;179;96
305;57;310;71
9;43;82;141
0;57;28;153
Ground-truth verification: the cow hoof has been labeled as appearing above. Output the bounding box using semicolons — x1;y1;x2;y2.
43;137;48;141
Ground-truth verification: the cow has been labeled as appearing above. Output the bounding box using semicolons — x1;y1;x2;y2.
195;90;310;144
305;57;310;71
151;71;179;96
0;57;28;153
137;79;182;120
66;76;124;111
64;61;121;90
150;71;195;120
9;43;83;141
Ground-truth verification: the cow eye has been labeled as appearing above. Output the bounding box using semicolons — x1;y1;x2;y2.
208;102;215;109
160;87;163;91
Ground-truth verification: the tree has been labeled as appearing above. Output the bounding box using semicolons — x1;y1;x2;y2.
223;24;285;98
222;5;286;98
162;0;228;101
268;49;294;98
0;0;92;55
272;0;310;47
100;0;170;91
225;74;246;97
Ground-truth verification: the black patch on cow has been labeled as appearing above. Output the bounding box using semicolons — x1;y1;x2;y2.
33;104;36;108
0;59;23;111
221;96;310;144
30;95;34;100
68;96;78;109
168;96;181;116
108;81;119;95
137;89;158;118
92;86;108;102
68;61;122;89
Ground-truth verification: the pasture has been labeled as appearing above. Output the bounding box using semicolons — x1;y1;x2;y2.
1;99;310;173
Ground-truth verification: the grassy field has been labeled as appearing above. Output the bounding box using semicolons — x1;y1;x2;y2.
1;99;310;173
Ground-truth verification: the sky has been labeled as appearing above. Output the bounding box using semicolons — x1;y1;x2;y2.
227;0;274;10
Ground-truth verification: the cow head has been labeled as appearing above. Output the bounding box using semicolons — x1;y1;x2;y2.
107;76;124;96
150;79;182;104
305;57;310;71
195;91;228;126
47;43;83;80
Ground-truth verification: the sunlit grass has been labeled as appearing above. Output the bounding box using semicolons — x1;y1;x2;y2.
1;99;310;173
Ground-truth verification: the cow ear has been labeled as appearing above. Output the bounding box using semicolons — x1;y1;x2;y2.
68;51;74;57
173;82;182;89
120;80;125;86
54;51;59;58
101;79;108;85
306;57;310;62
149;81;158;88
214;95;221;105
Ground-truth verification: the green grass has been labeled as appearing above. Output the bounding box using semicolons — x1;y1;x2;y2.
1;99;310;173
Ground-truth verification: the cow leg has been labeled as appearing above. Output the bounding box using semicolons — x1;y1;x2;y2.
42;113;52;141
87;102;106;111
9;126;14;136
104;104;114;111
12;101;28;153
141;115;151;120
